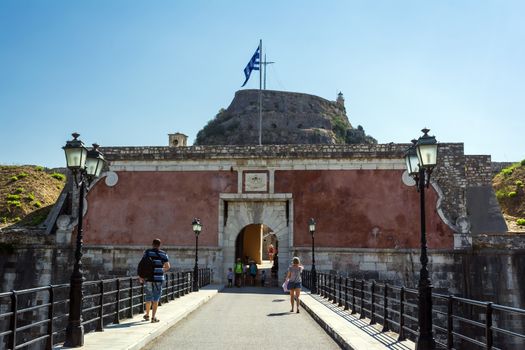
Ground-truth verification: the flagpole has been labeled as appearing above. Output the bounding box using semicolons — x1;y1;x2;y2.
264;54;266;90
258;39;263;146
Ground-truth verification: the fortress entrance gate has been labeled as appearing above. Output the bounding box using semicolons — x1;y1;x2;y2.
219;194;292;282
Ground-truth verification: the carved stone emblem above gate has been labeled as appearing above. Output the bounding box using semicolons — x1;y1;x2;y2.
244;172;268;193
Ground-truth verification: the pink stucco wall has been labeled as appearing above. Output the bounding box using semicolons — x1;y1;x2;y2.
83;168;453;249
83;171;237;246
274;170;453;249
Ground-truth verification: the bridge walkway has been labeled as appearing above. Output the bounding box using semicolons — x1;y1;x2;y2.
54;285;415;350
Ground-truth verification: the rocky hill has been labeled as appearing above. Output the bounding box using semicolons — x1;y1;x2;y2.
493;160;525;232
0;165;66;229
195;89;376;145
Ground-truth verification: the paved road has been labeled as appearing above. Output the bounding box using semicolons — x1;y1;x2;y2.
142;287;342;350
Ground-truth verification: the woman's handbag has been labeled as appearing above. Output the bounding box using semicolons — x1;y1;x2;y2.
282;279;289;293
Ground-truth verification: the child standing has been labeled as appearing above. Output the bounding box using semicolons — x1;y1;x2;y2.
227;267;233;287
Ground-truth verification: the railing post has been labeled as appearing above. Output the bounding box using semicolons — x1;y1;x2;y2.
398;287;406;341
129;277;134;318
447;295;453;349
327;274;331;300
338;276;343;307
344;278;349;310
333;275;338;304
382;283;389;332
9;290;17;350
170;273;175;300
370;280;376;324
319;274;324;297
176;272;181;298
140;283;145;314
486;302;493;350
46;286;54;350
359;280;365;319
97;281;104;332
114;279;121;324
351;278;356;314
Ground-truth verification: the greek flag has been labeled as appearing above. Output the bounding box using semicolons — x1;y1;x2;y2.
241;46;260;87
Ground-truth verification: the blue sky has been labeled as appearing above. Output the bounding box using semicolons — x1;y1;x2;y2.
1;1;524;167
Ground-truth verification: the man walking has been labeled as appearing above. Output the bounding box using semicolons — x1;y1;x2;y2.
139;238;170;323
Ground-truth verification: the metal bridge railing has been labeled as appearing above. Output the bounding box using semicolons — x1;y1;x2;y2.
302;270;525;350
0;268;212;350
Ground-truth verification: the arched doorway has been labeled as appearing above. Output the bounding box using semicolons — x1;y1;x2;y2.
219;196;292;284
235;224;278;265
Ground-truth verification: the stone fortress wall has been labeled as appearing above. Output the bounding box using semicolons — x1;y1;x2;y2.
2;142;522;308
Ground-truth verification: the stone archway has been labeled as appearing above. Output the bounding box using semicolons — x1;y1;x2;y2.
218;194;292;283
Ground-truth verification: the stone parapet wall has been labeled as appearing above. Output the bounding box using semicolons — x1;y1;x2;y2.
465;155;493;186
432;143;467;227
101;143;410;161
292;247;525;309
473;233;525;250
492;161;515;176
80;245;221;281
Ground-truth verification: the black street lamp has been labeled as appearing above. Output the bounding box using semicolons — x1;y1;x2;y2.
309;218;317;294
405;128;438;350
192;218;202;292
63;133;105;347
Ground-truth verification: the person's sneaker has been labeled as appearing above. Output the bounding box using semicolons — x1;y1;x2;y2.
151;317;160;323
143;315;149;321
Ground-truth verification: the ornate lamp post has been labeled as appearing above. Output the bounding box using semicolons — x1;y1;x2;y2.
309;218;317;294
192;218;202;292
405;128;438;350
63;133;105;347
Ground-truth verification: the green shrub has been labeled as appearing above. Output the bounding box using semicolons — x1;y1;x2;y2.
508;191;517;198
495;190;506;200
521;159;525;166
51;173;66;181
516;180;524;188
7;200;22;208
33;201;42;208
1;217;7;224
501;168;513;176
13;217;21;223
9;175;18;182
6;194;21;201
14;187;24;194
24;192;35;201
517;218;525;226
35;166;44;171
16;172;29;179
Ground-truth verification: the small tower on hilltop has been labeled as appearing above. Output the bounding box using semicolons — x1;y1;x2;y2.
336;91;345;107
168;132;188;147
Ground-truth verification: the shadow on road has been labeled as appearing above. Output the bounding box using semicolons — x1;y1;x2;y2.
105;321;144;329
267;312;293;317
219;286;285;295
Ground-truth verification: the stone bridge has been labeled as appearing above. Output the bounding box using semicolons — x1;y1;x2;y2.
52;285;415;350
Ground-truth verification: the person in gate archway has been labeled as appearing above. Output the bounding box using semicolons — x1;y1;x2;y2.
268;243;275;262
249;260;258;286
287;257;304;313
234;258;243;287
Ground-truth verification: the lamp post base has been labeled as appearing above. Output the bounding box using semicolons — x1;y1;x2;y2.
64;324;84;347
193;265;199;292
415;337;436;350
311;267;317;294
